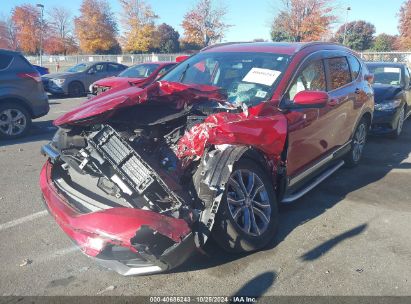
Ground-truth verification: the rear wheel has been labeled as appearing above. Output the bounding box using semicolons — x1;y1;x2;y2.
68;81;85;97
213;159;279;253
389;106;405;139
0;103;31;139
344;117;368;167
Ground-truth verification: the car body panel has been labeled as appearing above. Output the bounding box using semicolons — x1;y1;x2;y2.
54;81;228;126
40;161;192;258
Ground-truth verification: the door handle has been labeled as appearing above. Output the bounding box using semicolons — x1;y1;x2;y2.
355;88;361;94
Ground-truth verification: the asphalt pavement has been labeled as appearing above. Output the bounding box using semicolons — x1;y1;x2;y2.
0;96;410;296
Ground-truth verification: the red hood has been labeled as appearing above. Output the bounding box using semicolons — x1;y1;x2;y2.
54;81;228;126
94;77;146;87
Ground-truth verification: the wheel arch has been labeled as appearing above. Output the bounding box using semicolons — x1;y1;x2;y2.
192;145;281;247
0;96;34;117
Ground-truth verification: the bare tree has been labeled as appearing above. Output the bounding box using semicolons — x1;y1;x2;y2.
47;7;78;54
0;16;18;50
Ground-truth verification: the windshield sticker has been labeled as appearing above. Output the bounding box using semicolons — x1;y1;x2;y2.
384;67;400;73
255;90;268;98
243;68;282;86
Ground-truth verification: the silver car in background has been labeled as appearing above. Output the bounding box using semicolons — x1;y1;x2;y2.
41;62;127;97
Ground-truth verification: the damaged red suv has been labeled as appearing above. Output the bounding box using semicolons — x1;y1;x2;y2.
40;42;374;275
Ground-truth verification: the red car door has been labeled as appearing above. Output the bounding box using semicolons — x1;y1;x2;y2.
323;56;356;147
284;56;337;177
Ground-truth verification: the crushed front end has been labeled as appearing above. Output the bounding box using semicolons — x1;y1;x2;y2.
40;80;288;275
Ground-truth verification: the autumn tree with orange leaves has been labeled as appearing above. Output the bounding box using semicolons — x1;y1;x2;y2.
398;0;411;50
11;4;42;54
271;0;337;42
181;0;230;48
74;0;120;54
119;0;158;53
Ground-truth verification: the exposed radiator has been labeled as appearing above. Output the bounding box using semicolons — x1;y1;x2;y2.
88;125;181;210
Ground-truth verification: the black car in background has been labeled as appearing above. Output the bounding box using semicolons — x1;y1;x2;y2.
0;49;49;139
367;62;411;138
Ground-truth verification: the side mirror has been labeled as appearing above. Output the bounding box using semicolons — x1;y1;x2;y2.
292;90;329;108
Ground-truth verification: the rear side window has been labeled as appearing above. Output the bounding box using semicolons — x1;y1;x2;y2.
327;57;352;90
347;55;361;80
0;54;13;70
107;63;124;72
288;60;326;100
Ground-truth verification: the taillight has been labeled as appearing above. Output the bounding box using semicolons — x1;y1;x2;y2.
17;72;42;83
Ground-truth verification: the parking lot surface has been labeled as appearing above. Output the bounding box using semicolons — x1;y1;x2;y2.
0;97;410;296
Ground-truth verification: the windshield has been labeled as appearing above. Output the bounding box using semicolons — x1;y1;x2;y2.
66;63;90;73
119;63;160;78
367;64;402;86
161;52;291;107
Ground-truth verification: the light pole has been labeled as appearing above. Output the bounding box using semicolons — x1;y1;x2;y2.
36;4;44;66
342;7;351;45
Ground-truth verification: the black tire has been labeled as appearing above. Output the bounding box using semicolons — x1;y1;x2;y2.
344;117;368;167
68;81;85;97
389;106;406;139
212;159;279;253
0;102;32;139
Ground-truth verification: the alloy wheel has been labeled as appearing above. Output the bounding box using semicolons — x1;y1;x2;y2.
226;169;271;237
352;122;367;162
0;108;27;137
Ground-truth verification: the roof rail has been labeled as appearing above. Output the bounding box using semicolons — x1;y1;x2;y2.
200;41;254;52
297;41;348;52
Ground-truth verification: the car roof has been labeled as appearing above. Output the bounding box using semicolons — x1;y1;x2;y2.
136;61;176;65
201;42;349;55
366;62;406;67
0;48;21;56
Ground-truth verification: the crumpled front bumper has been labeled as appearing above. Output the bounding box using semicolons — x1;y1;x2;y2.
370;108;401;134
39;161;195;275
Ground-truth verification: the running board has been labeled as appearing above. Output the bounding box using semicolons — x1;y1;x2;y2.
281;160;345;204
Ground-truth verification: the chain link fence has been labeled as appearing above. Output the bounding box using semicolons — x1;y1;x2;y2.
26;53;186;72
359;52;411;66
26;51;411;72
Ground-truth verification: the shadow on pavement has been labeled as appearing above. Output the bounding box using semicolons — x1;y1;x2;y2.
173;120;411;272
300;223;367;261
231;271;276;297
0;120;56;147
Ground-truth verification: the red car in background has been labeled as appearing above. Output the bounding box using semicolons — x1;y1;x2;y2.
89;62;176;96
41;42;374;276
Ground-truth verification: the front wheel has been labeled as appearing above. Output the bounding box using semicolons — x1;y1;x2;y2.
212;159;279;253
345;117;368;167
68;81;85;97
